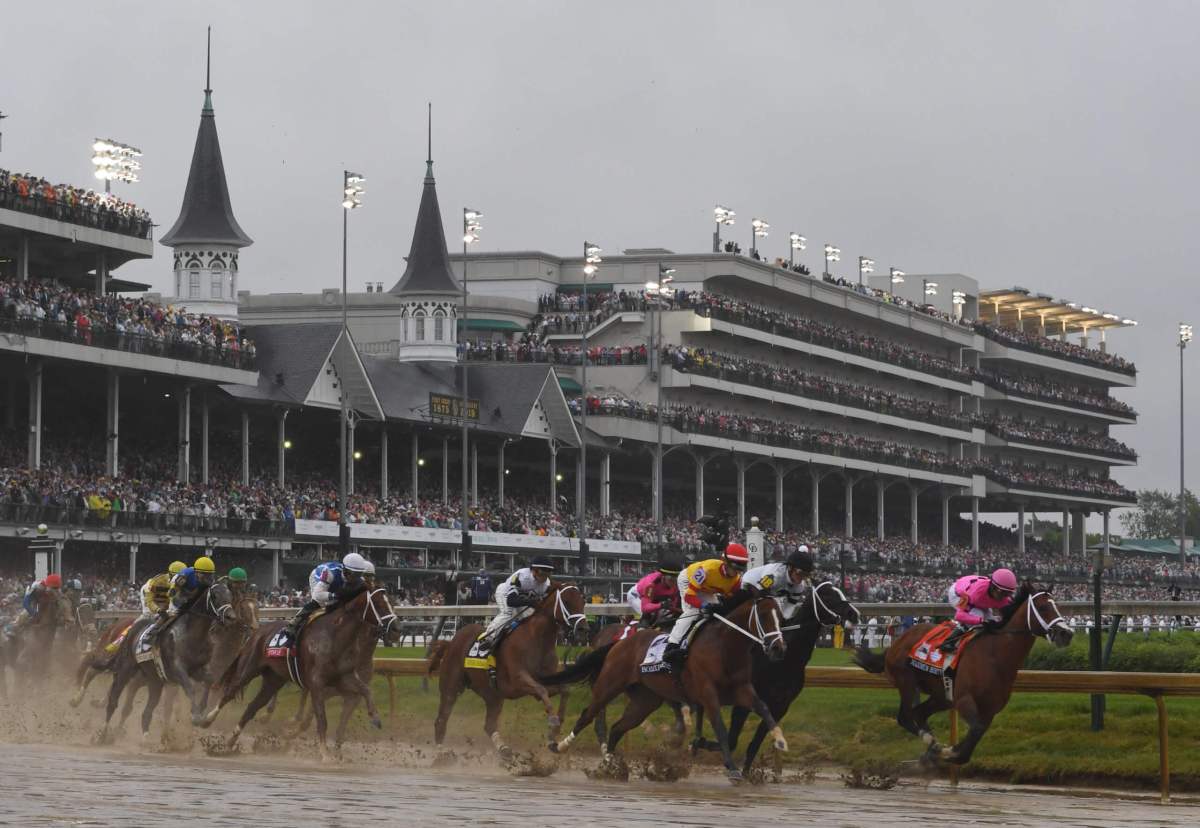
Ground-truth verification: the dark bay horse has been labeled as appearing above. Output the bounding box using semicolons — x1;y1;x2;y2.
98;582;236;743
430;582;588;756
694;581;861;774
70;614;137;708
547;595;786;781
854;585;1072;766
202;585;401;758
9;587;63;691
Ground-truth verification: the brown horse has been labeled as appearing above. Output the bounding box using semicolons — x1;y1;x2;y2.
587;616;688;745
546;595;787;781
201;585;401;758
430;582;588;756
10;587;62;691
854;585;1072;766
69;614;138;708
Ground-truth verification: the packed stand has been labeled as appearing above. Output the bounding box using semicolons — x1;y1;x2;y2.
977;368;1137;418
974;320;1136;376
978;413;1137;460
0;168;151;239
461;338;647;366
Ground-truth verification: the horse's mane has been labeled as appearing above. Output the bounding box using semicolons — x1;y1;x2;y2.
995;582;1035;626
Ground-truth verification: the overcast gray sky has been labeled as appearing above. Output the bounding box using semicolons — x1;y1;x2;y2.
4;0;1198;508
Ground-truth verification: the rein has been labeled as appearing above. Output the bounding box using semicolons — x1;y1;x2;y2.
552;585;587;636
710;600;783;651
361;587;399;637
987;592;1070;638
780;581;853;632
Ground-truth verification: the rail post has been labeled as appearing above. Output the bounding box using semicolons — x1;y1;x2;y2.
948;709;959;787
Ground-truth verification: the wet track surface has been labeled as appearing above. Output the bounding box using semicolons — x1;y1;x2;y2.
7;744;1195;827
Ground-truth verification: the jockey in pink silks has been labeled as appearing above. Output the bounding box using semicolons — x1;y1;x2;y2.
625;559;683;625
940;568;1019;653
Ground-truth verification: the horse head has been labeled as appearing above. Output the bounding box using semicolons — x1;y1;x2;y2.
205;581;236;627
542;582;589;645
727;594;787;661
32;589;61;628
359;586;402;646
804;581;862;628
998;583;1073;647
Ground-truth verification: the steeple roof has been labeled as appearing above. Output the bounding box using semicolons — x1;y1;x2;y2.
387;159;460;296
160;80;252;249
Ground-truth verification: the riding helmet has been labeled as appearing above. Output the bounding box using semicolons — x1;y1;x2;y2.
168;561;187;575
342;552;371;573
657;558;683;577
990;568;1018;593
193;556;216;573
786;549;815;572
44;573;62;589
723;543;750;570
530;556;555;572
227;567;248;582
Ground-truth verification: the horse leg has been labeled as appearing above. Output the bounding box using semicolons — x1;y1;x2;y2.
333;693;361;748
139;680;164;741
228;672;287;749
343;674;382;730
551;685;570;741
291;689;309;724
433;677;463;746
604;685;663;758
99;665;133;742
310;687;333;761
912;694;953;765
892;670;924;738
670;702;687;744
483;694;511;758
70;653;98;707
593;705;607;746
511;670;561;732
943;695;991;765
118;674;146;728
554;669;629;754
726;705;750;754
691;704;720;754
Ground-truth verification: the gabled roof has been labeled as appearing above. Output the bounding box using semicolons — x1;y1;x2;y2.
160;90;253;248
387;161;459;296
222;323;340;406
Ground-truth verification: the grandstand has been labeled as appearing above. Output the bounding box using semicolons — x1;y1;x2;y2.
0;75;1159;604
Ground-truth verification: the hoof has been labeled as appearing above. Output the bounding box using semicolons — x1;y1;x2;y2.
773;737;788;752
371;717;383;730
726;768;744;784
548;741;559;754
68;695;84;709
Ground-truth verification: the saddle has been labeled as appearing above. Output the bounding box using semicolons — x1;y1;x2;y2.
639;623;703;675
265;608;327;658
908;621;978;696
464;612;528;671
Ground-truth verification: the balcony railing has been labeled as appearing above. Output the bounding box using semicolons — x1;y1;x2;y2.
0;187;152;240
0;502;291;537
0;316;256;371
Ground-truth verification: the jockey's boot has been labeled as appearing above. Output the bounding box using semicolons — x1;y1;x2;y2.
662;641;685;671
142;611;168;647
284;600;320;641
940;623;969;654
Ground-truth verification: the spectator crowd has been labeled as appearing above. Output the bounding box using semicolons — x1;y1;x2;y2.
1;168;151;239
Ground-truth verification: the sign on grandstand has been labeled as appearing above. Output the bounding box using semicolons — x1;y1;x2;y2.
429;393;479;421
293;520;642;557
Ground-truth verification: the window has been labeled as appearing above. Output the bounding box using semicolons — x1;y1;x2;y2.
434;313;445;341
414;311;426;341
401;317;408;341
210;261;226;298
188;270;200;298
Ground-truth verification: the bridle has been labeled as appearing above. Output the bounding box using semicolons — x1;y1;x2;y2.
780;581;855;632
551;584;588;638
361;586;399;638
1026;592;1070;638
710;597;784;653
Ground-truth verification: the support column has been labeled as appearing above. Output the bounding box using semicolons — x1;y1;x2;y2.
497;441;506;506
844;474;856;538
271;548;281;589
241;410;250;486
441;436;449;505
1071;511;1086;554
694;453;707;519
470;441;478;506
128;543;138;585
651;451;661;529
27;361;42;470
54;541;64;575
736;457;747;531
380;427;389;497
1017;503;1026;555
177;385;192;483
347;418;357;495
971;496;980;553
4;376;15;429
17;233;29;283
96;251;108;295
876;479;887;541
941;490;951;546
1062;508;1070;557
600;452;611;517
201;392;210;484
411;432;420;500
276;408;287;487
105;369;120;478
775;466;785;533
911;485;920;545
549;441;558;511
810;467;823;534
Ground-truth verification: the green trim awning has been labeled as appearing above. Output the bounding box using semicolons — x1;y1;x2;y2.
461;318;525;332
557;376;583;394
557;283;614;294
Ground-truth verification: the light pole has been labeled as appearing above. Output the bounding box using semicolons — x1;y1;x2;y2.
750;218;769;259
890;268;905;289
823;244;840;277
578;242;603;570
858;256;875;287
645;265;676;547
461;208;482;566
1181;323;1193;564
789;233;806;269
339;171;364;555
91;137;142;195
713;205;735;252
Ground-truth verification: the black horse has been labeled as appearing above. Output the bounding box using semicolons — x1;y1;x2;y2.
694;580;861;774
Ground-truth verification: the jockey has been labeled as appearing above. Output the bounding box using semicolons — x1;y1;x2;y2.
741;547;816;619
941;568;1019;653
626;558;683;625
145;556;223;646
662;543;750;667
22;573;62;620
140;561;186;618
283;552;374;639
479;556;555;647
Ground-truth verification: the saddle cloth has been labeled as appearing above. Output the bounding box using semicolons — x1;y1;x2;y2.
104;619;137;654
908;621;976;675
617;620;639;641
264;609;327;659
464;633;499;672
639;625;701;675
133;624;156;662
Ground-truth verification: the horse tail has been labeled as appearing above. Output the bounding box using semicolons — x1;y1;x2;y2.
217;645;249;702
427;640;449;677
852;645;886;674
539;642;615;686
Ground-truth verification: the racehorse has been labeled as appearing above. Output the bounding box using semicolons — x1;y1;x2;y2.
69;614;137;708
9;587;63;690
546;594;787;782
430;582;588;756
98;581;237;743
854;584;1072;766
202;585;401;758
199;586;260;710
692;581;860;774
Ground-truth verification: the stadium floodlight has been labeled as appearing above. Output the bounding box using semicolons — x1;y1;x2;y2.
858;256;875;286
1182;324;1194;346
583;242;602;276
342;172;365;210
578;240;605;565
283;439;293;449
823;244;840;277
1102;313;1120;321
417;457;426;467
713;206;736;252
353;450;363;461
749;218;769;258
91;138;142;193
952;290;967;306
1081;306;1097;314
461;206;484;568
923;279;938;297
788;233;806;268
890;267;905;285
1182;322;1194;564
463;209;482;244
1122;319;1138;326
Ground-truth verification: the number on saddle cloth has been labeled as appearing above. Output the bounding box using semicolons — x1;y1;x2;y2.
639;627;699;675
908;621;975;675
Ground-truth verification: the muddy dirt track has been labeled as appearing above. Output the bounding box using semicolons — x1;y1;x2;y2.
5;743;1194;827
